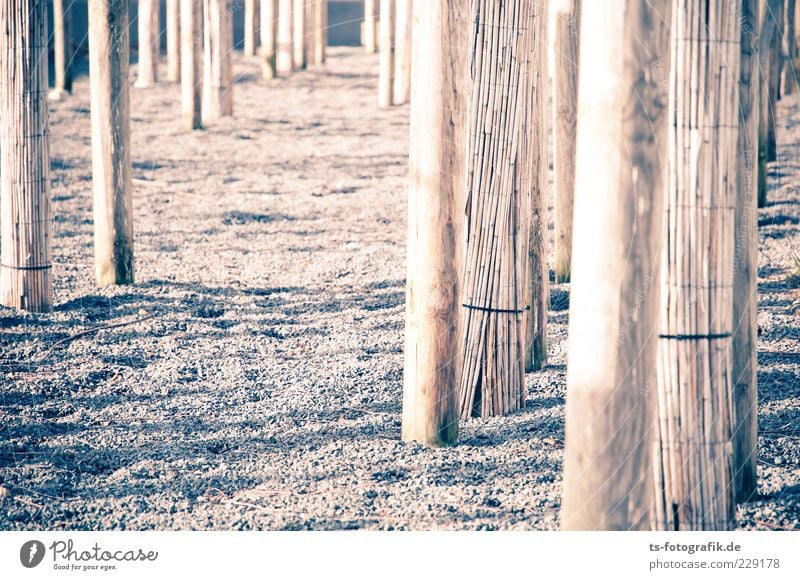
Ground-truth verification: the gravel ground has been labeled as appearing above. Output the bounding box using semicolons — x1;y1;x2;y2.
0;48;798;531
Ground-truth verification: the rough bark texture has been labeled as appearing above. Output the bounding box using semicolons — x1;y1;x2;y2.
203;0;234;122
732;0;760;504
402;0;468;447
181;0;203;130
88;0;134;286
0;0;53;312
560;0;671;530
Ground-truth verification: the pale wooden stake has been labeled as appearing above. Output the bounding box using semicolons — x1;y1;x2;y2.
167;0;181;82
654;0;741;531
50;0;74;99
261;0;278;78
181;0;203;130
785;0;796;94
732;0;760;504
392;0;412;105
88;0;134;287
0;0;53;312
552;0;581;283
402;0;468;447
135;0;160;88
378;0;395;108
312;0;327;66
245;0;260;57
758;0;781;207
277;0;294;75
364;0;377;52
524;2;550;374
768;0;783;159
203;0;234;122
293;0;306;69
560;0;671;530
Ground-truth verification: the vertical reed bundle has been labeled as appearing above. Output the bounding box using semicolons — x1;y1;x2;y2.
293;0;306;69
0;0;53;312
203;0;234;122
732;0;759;503
552;0;581;283
378;0;395;108
654;0;741;531
245;0;260;57
50;0;74;99
402;0;469;446
277;0;294;75
560;0;671;530
524;0;549;373
167;0;181;82
135;0;160;88
364;0;377;53
262;0;278;78
181;0;203;130
393;0;412;105
458;0;541;419
88;0;134;287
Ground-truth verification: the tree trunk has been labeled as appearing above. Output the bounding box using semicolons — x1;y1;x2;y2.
552;0;581;283
732;0;760;505
167;0;181;82
402;0;468;447
135;0;160;87
203;0;234;122
88;0;134;287
277;0;294;75
458;0;544;418
560;0;671;530
245;0;260;56
50;0;74;99
293;0;306;69
784;0;796;94
654;0;741;531
0;0;53;312
261;0;278;78
364;0;377;53
392;0;412;105
377;0;394;108
524;3;550;374
181;0;203;130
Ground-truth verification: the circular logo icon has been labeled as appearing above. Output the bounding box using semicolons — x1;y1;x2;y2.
20;540;46;568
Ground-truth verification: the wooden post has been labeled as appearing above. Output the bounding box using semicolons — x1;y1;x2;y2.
458;0;544;418
758;0;781;207
392;0;411;105
261;0;278;78
768;0;783;158
277;0;294;75
88;0;134;287
364;0;377;52
377;0;394;108
785;0;796;94
293;0;306;69
135;0;160;88
402;0;468;447
50;0;74;99
167;0;181;82
245;0;260;56
524;3;550;374
181;0;203;130
311;0;327;66
654;0;741;531
732;0;759;505
560;0;671;530
203;0;234;122
552;0;581;283
0;0;53;312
